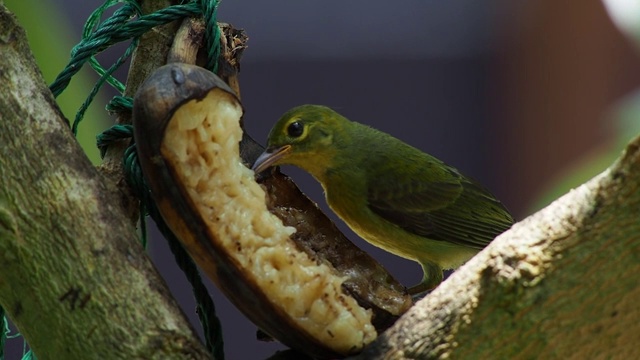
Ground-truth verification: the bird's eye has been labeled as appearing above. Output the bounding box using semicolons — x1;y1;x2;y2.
287;121;304;138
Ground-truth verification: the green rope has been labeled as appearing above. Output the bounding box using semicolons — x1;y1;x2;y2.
1;306;5;360
96;124;134;158
47;0;227;358
202;0;221;72
21;347;35;358
49;1;200;100
0;309;36;360
82;0;142;94
49;1;139;98
73;38;138;135
106;96;134;114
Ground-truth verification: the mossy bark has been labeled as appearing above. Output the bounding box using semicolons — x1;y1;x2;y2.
0;4;209;359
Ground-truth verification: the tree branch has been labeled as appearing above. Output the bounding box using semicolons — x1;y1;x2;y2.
98;0;182;223
0;5;208;359
354;135;640;359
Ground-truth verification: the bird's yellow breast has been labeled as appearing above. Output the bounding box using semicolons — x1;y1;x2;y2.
322;179;478;270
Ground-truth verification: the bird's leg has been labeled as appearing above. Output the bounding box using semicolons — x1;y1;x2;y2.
407;262;443;296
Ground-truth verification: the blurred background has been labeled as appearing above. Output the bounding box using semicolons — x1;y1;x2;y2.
4;0;640;358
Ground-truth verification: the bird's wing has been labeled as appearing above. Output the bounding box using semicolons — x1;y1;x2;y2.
367;167;513;249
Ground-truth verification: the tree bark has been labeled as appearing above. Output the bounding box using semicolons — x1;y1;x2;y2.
353;135;640;359
0;4;209;360
98;0;182;224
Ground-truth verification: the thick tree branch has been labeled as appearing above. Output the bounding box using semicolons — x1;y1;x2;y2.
354;135;640;359
0;5;208;359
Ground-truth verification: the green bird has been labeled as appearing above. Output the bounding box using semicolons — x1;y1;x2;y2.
252;105;514;294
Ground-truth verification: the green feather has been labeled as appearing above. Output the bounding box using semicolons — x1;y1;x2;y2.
253;104;515;294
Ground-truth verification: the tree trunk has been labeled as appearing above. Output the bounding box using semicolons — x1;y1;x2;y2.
0;4;209;359
353;136;640;359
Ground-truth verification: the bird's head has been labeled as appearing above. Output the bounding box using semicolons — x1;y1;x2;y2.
252;105;346;177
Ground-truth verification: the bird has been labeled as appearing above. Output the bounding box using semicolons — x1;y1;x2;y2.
252;105;514;294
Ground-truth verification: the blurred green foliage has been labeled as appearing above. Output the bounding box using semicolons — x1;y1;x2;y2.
5;0;110;164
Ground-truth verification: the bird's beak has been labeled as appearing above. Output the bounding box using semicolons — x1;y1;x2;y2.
251;145;292;173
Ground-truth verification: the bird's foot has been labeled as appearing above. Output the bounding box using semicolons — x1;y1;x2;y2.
407;262;444;300
407;282;435;296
